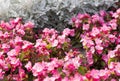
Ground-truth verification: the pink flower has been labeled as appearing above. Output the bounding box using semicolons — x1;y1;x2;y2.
81;36;94;48
42;28;58;38
0;52;4;59
95;38;102;45
102;54;108;63
86;52;93;65
90;69;100;81
100;24;111;34
70;73;84;81
57;35;66;44
62;77;69;81
115;44;120;51
10;58;21;69
0;69;4;79
32;62;46;77
24;21;34;29
14;36;23;45
109;19;117;30
90;46;95;54
37;47;50;55
17;29;25;36
112;12;119;18
91;27;100;37
22;41;33;51
114;63;120;76
14;18;22;24
92;14;104;24
0;59;8;70
75;19;81;28
71;17;76;23
7;49;19;57
2;43;10;53
64;56;81;71
108;62;115;70
99;69;110;80
108;50;116;58
3;32;10;38
95;45;103;54
35;39;47;48
116;35;120;44
51;39;58;47
43;76;56;81
116;8;120;14
25;61;32;72
83;24;89;31
63;28;75;36
34;78;40;81
111;79;117;81
0;31;3;38
100;10;106;17
0;21;6;29
108;34;116;43
19;68;26;80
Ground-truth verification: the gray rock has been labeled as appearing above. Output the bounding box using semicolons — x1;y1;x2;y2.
0;0;118;31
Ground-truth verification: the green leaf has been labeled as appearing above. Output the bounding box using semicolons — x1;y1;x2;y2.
28;72;34;81
101;61;105;67
57;67;62;72
78;66;87;75
19;52;25;61
108;58;116;65
46;44;52;49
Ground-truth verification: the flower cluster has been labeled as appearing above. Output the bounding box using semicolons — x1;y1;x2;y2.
0;8;120;81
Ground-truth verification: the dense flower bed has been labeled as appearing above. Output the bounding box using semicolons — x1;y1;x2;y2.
0;8;120;81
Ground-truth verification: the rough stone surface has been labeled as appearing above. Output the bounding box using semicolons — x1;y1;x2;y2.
0;0;118;31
